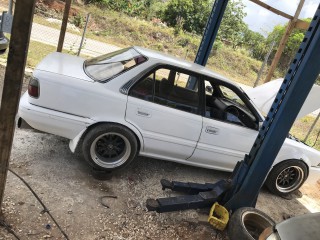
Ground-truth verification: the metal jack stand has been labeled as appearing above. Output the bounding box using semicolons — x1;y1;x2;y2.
147;5;320;213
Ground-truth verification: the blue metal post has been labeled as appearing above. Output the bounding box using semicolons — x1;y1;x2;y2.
187;0;228;89
225;5;320;211
195;0;228;66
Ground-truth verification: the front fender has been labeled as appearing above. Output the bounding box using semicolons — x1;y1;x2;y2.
275;140;312;167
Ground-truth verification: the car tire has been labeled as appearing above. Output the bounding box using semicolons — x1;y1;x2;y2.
228;207;275;240
265;160;308;195
82;123;138;171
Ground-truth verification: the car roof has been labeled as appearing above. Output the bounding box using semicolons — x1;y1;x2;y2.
133;46;237;86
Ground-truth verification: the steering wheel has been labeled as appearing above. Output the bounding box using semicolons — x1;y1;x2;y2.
224;106;246;127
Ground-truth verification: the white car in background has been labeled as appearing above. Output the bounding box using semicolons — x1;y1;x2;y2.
18;47;320;195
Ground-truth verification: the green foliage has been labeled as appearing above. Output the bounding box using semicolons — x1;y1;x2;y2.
83;0;163;20
266;19;311;72
162;0;212;34
242;27;266;60
72;14;84;28
218;0;247;49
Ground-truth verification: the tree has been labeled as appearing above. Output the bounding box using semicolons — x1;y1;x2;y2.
162;0;212;34
83;0;163;19
218;0;247;49
266;19;311;72
242;26;267;60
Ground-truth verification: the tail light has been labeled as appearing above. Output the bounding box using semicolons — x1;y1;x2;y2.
28;77;40;98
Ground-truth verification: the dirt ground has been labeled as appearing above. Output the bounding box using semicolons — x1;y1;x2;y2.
0;65;320;240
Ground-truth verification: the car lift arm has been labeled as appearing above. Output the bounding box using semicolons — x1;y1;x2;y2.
146;4;320;213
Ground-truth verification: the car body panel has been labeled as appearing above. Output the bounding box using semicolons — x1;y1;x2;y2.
126;96;202;160
246;78;320;119
17;47;320;184
19;92;94;139
189;117;257;171
35;52;93;82
275;212;320;240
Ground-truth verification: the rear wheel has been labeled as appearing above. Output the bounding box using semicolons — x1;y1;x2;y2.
82;124;138;170
228;207;275;240
265;160;308;195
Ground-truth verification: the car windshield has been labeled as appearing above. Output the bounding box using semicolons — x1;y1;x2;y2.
84;48;147;82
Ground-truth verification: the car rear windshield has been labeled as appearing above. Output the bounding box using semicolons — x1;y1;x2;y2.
84;48;147;82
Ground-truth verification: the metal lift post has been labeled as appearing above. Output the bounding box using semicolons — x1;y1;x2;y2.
146;4;320;213
225;6;320;210
186;0;228;90
194;0;228;66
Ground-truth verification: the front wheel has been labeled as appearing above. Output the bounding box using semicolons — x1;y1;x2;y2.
228;207;275;240
265;160;308;195
82;124;138;170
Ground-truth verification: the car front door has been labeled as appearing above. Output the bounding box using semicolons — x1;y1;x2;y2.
188;81;260;171
125;67;203;160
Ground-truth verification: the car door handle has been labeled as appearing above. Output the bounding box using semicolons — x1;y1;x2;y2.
205;126;219;135
137;109;151;117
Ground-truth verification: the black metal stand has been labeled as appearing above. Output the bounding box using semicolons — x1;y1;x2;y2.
146;179;231;213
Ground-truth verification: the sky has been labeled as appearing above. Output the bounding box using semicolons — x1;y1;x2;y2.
242;0;319;34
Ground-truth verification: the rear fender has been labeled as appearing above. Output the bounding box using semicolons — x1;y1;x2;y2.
69;121;144;153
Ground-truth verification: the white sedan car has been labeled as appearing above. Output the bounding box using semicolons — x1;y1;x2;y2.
18;46;320;195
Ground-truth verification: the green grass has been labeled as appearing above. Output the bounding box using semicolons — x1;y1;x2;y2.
291;115;320;150
27;41;57;67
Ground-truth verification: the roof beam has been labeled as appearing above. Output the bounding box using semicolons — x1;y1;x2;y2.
249;0;309;30
250;0;293;19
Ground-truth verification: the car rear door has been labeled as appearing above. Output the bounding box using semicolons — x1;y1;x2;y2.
125;67;202;160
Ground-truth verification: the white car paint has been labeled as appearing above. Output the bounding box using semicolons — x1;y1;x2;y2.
126;96;203;160
246;78;320;119
18;47;320;186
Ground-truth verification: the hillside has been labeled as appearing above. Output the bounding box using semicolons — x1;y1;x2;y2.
33;1;275;87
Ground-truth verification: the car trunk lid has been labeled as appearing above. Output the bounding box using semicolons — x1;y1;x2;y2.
36;52;93;82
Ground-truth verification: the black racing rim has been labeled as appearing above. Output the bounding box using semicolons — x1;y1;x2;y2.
90;132;131;168
95;134;125;160
276;166;304;193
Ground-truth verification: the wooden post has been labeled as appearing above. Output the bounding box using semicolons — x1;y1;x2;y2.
0;0;36;215
57;0;72;52
304;112;320;142
264;0;305;83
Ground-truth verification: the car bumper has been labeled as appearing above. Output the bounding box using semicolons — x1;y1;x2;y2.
305;166;320;185
18;92;94;139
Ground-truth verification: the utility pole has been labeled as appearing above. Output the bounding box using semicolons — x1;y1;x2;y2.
57;0;72;52
0;0;36;215
304;112;320;142
264;0;305;83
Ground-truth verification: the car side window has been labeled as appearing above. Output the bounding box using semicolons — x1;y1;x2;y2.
153;68;199;114
204;80;257;129
129;73;154;101
130;68;200;114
